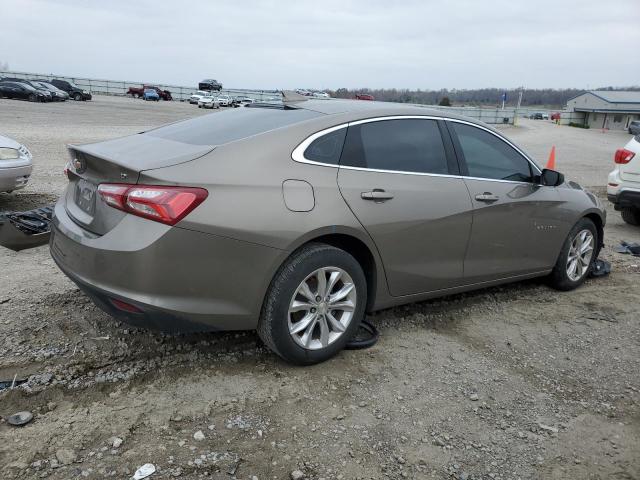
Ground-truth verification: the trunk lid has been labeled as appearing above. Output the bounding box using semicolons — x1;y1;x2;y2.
64;134;214;235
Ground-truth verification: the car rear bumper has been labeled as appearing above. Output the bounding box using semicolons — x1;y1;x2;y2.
50;200;283;332
608;190;640;210
0;165;32;192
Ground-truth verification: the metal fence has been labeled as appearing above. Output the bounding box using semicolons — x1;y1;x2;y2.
420;105;516;124
2;69;589;127
0;70;280;102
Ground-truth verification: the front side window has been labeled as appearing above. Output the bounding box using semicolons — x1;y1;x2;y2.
450;122;533;182
340;118;449;174
304;128;347;165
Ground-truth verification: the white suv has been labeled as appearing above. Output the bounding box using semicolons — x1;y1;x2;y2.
608;134;640;225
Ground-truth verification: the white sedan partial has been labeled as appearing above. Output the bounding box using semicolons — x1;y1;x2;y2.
0;134;33;193
198;95;220;109
189;90;210;105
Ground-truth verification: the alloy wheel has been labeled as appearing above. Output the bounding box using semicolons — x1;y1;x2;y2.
566;229;594;281
288;267;357;350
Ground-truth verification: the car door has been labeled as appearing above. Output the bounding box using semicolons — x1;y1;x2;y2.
446;120;565;283
336;117;473;296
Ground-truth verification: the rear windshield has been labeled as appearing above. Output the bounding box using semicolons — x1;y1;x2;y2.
146;107;322;145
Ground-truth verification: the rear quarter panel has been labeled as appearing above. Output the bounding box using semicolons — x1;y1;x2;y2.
138;120;391;315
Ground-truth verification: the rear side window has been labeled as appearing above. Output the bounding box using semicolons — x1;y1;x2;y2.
303;128;347;165
450;122;533;182
340;119;449;174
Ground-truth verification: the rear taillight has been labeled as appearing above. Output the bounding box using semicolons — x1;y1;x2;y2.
614;148;635;164
97;184;208;225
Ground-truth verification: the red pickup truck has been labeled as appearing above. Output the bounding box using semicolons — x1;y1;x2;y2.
127;85;172;100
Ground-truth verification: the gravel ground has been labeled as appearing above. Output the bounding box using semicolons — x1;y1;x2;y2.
1;97;639;480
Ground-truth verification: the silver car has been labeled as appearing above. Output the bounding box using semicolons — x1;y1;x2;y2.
0;135;33;193
50;99;605;364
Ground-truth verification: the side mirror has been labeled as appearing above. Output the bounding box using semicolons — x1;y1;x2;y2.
539;168;564;187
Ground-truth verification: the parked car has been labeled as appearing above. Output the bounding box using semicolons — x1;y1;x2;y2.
628;120;640;135
0;134;32;193
30;80;69;101
189;90;209;105
198;95;219;109
312;91;330;98
0;78;55;101
531;112;544;120
198;79;223;92
143;88;160;101
128;85;172;100
608;134;640;225
0;81;48;102
216;94;232;107
355;93;374;101
50;99;605;365
43;79;91;101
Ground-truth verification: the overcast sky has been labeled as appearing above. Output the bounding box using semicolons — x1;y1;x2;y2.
1;0;639;90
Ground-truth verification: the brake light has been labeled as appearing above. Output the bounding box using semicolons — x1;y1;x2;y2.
97;184;208;225
614;148;635;164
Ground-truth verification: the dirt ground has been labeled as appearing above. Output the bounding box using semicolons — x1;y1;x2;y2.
1;96;639;480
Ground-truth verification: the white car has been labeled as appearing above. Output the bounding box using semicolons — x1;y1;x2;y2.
312;91;330;98
216;94;232;107
189;90;209;105
608;134;640;225
198;95;220;109
0;134;33;193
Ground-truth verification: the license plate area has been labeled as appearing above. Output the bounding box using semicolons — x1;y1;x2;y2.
75;179;97;216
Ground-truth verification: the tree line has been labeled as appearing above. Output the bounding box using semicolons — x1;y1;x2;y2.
328;86;640;108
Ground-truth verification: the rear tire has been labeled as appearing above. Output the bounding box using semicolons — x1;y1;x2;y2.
548;218;598;291
258;243;367;365
621;207;640;226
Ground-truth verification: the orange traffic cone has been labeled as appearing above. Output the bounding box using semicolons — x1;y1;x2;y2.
546;146;556;170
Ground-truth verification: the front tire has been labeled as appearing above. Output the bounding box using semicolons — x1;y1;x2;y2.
548;218;598;291
621;207;640;226
258;243;367;365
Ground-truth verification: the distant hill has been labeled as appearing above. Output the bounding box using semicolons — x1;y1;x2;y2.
328;86;640;108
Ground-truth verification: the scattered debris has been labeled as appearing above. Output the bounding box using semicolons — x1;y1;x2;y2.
290;469;305;480
193;430;205;441
0;205;54;251
615;241;640;257
132;463;156;480
110;437;123;449
0;375;27;391
538;423;559;434
469;393;479;401
589;258;611;277
6;411;33;427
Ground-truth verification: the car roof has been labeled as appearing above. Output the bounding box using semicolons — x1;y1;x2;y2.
291;98;476;124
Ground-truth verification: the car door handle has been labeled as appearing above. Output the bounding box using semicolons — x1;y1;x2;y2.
474;192;499;202
361;189;394;201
